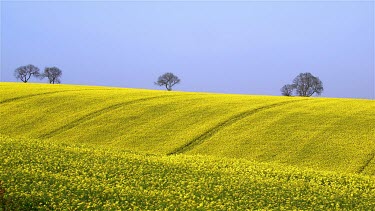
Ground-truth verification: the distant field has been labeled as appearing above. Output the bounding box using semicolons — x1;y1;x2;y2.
1;82;374;209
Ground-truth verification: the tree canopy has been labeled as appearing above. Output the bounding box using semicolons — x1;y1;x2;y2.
14;64;40;83
42;67;62;84
155;72;181;91
281;72;323;97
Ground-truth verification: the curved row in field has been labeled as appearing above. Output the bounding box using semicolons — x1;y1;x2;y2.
1;82;374;174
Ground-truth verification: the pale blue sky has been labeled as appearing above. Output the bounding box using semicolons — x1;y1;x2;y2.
1;1;374;99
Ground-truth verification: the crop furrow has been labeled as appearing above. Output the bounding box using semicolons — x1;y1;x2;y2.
168;100;305;155
0;88;109;104
0;90;70;104
39;95;169;139
357;151;375;174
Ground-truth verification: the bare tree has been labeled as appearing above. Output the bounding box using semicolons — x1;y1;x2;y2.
292;72;323;97
14;64;40;83
281;84;295;96
155;72;181;91
42;67;62;84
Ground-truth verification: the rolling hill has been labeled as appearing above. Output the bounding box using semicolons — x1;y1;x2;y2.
1;82;374;174
1;82;375;209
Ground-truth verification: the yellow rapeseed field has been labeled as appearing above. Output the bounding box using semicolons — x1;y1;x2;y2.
1;135;375;210
1;82;374;209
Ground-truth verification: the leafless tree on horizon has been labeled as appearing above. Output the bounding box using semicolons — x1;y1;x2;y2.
155;72;181;91
14;64;40;83
41;67;62;84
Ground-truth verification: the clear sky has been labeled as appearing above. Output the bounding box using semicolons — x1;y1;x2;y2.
1;1;374;99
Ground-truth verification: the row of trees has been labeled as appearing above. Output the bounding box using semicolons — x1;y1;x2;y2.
14;66;323;97
281;72;323;97
14;64;62;84
14;65;177;89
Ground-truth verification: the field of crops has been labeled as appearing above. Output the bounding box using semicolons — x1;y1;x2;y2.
1;135;375;210
1;82;374;209
1;83;374;174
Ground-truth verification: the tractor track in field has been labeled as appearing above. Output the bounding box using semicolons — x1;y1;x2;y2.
0;88;110;104
357;151;375;174
39;95;172;139
167;99;306;155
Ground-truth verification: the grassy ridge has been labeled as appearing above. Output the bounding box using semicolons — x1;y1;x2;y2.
1;82;374;174
1;135;375;210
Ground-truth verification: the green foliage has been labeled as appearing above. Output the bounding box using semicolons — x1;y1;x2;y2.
1;136;375;210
